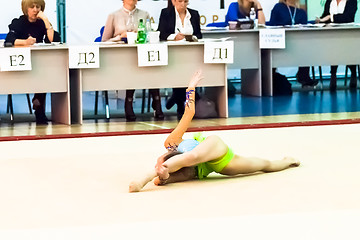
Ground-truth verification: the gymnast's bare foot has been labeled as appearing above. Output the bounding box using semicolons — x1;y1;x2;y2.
129;181;143;193
284;156;300;167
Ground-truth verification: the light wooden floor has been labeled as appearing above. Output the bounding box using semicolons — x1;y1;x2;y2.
0;111;360;140
0;124;359;239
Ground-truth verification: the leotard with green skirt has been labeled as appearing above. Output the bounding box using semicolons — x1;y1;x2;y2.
193;133;234;179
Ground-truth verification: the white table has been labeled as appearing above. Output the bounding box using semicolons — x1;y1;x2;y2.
70;42;228;124
202;29;262;96
0;45;70;124
262;25;360;95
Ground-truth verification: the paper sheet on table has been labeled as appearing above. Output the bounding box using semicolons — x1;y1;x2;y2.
199;37;233;42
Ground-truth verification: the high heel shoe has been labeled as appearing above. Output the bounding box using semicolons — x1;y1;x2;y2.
152;98;164;120
125;97;136;121
35;109;48;125
165;95;176;110
350;75;357;89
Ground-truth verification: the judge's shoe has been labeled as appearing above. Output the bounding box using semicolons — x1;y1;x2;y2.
125;98;136;121
350;76;357;89
152;98;164;120
35;110;48;125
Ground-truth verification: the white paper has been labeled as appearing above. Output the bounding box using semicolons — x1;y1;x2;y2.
137;43;168;67
69;45;100;69
259;29;286;49
0;48;32;71
204;41;234;64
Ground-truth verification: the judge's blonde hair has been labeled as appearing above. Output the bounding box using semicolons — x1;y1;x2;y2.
21;0;45;16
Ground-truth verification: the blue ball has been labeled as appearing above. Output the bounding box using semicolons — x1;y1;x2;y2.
178;139;199;152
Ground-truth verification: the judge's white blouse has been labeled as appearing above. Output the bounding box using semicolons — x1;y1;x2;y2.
329;0;347;22
167;8;194;40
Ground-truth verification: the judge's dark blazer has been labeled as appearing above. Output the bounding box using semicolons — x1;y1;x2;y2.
321;0;357;23
157;6;202;41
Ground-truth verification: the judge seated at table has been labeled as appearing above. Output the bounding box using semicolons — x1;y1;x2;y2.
157;0;202;119
4;0;60;125
102;0;164;121
208;0;266;27
268;0;318;88
316;0;358;91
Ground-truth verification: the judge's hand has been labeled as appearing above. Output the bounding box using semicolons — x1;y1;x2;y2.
109;35;122;42
317;15;331;23
25;36;36;45
174;33;185;41
37;11;48;22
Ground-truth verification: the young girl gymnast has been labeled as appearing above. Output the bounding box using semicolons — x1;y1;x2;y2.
129;70;300;192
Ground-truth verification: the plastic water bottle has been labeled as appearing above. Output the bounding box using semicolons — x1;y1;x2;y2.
137;19;146;44
250;7;257;28
145;19;152;43
127;15;135;32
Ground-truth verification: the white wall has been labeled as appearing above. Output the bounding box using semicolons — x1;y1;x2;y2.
0;0;58;34
66;0;225;44
1;0;277;43
66;0;277;44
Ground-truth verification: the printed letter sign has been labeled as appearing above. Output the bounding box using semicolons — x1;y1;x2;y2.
137;44;168;67
0;48;32;71
259;29;286;49
69;45;100;69
204;41;234;64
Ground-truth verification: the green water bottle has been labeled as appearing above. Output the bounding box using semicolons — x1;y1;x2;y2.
137;19;146;44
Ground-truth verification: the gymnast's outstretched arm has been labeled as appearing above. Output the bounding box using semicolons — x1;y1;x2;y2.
163;70;203;151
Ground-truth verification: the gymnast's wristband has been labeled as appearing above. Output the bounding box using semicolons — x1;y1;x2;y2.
185;89;195;101
185;89;195;107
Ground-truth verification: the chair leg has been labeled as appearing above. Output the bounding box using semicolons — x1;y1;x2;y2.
358;65;360;85
6;95;10;114
319;66;323;89
94;91;99;115
26;94;33;114
104;91;110;119
147;90;151;112
7;94;14;121
311;66;316;82
141;89;146;114
344;65;349;86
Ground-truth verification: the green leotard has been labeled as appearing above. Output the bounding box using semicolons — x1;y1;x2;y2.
193;133;234;179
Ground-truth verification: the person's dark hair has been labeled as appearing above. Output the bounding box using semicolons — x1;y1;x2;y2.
159;151;197;184
167;0;174;8
163;151;183;162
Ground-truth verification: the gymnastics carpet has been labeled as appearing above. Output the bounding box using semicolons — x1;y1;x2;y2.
0;124;359;240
